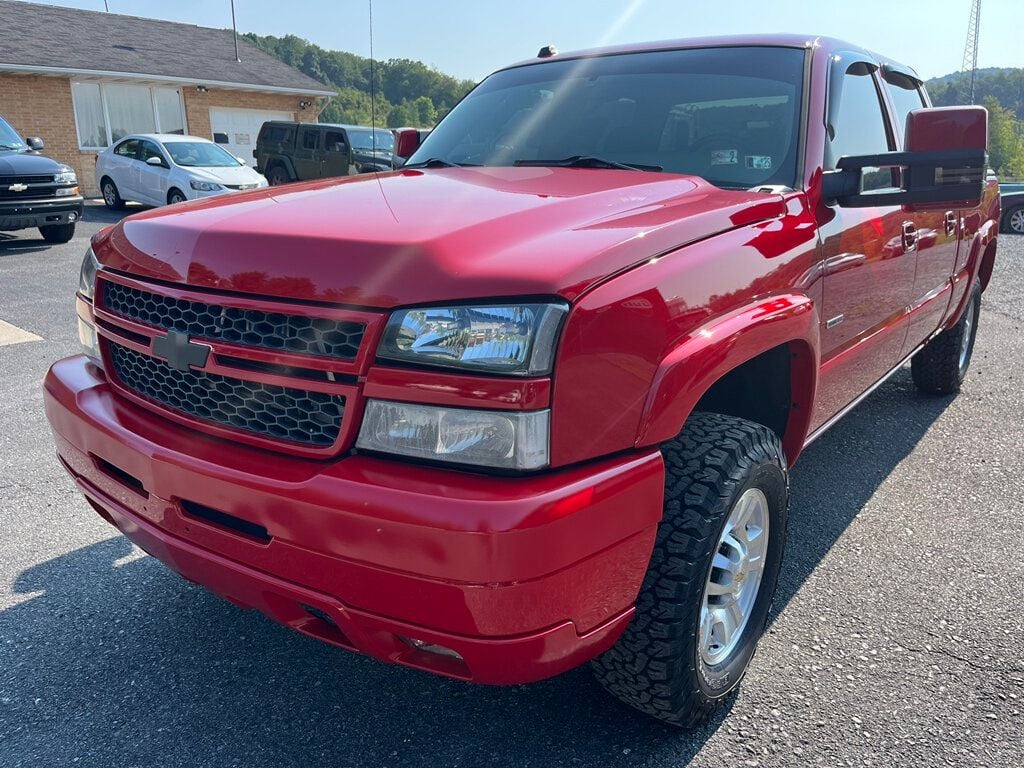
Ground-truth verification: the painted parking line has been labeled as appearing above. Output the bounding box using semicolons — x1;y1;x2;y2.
0;319;42;347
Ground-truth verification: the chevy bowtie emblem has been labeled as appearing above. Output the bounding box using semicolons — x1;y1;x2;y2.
153;330;211;371
8;183;28;192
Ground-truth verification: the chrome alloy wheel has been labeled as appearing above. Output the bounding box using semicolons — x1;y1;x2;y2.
1009;207;1024;235
959;294;975;372
699;487;770;666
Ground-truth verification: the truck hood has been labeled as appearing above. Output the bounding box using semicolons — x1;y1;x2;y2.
98;167;785;308
0;150;64;176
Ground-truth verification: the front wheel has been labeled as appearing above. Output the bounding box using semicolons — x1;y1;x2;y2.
39;222;76;244
267;166;290;186
167;189;187;205
911;281;981;395
592;412;788;728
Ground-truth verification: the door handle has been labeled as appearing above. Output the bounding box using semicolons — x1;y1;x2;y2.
944;211;958;237
902;221;918;252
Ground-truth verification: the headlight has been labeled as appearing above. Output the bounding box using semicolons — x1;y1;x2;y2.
357;400;549;470
78;247;99;301
189;180;221;191
378;303;567;375
54;168;77;185
76;248;101;363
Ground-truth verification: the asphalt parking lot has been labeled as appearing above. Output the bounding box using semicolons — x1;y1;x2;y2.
1;203;1022;767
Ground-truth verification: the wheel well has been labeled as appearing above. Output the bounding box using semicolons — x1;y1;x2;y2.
167;187;185;203
100;175;114;188
978;239;997;291
693;343;794;447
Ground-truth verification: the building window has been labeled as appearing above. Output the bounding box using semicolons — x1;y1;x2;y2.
71;82;187;149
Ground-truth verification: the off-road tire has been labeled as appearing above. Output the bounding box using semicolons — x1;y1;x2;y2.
100;177;124;210
911;280;981;395
39;223;76;244
592;412;789;728
267;165;291;186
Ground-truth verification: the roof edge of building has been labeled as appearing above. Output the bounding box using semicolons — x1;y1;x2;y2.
0;62;335;97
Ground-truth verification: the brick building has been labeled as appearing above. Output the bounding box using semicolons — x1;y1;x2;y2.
0;1;332;195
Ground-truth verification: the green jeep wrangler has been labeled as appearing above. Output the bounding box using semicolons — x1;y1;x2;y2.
254;122;397;185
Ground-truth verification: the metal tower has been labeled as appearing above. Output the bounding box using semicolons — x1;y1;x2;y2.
960;0;982;103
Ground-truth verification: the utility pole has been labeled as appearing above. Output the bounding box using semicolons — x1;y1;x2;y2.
960;0;981;103
230;0;241;62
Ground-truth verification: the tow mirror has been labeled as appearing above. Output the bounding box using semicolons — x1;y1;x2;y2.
26;137;44;150
823;106;987;208
393;128;421;164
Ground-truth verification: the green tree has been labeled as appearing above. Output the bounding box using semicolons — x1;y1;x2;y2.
984;96;1024;177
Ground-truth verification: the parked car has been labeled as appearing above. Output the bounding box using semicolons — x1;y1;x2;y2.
95;134;268;209
999;184;1024;233
254;121;395;185
48;35;999;728
0;113;83;243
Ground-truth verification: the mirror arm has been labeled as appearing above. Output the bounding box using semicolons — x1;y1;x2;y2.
821;169;860;203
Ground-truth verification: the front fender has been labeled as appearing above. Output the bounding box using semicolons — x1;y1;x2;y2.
635;294;820;464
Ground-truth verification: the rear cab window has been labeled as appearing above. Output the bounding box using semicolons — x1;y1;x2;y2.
881;71;928;146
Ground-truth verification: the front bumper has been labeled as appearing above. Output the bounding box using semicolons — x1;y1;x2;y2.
0;196;84;230
44;355;664;684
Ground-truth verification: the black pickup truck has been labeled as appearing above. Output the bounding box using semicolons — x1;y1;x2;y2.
0;114;83;244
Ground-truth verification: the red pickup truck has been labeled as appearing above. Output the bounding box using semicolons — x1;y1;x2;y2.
45;35;999;727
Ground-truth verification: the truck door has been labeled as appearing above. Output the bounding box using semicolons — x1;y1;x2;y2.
880;70;962;357
293;126;323;180
322;129;353;178
812;63;920;429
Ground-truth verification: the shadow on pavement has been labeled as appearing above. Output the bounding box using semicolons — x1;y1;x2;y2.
0;369;951;767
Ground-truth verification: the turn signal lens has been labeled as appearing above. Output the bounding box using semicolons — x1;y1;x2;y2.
356;400;549;470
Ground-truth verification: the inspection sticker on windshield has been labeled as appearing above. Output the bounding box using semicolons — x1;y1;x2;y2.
746;155;772;170
710;149;738;166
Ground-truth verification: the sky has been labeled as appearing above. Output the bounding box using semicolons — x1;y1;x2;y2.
17;0;1024;82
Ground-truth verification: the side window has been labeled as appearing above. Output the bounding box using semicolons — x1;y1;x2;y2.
301;128;320;150
829;69;895;191
114;139;139;158
324;130;346;152
883;76;927;146
140;140;164;164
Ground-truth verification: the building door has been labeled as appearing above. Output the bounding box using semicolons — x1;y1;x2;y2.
209;107;291;167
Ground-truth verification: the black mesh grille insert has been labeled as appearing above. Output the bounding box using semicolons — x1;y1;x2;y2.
109;343;345;446
102;282;365;360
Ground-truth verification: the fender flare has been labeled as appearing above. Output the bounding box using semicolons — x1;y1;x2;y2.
635;293;820;464
266;155;297;181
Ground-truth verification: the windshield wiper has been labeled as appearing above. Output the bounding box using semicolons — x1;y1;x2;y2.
403;158;478;169
514;155;662;172
0;143;24;150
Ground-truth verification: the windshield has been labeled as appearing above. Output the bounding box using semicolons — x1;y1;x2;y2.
165;141;242;167
408;46;805;189
349;129;396;152
0;116;26;151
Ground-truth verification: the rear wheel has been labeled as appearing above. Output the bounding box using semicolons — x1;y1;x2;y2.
39;223;76;244
100;177;124;210
1003;204;1024;234
592;412;788;727
911;280;981;395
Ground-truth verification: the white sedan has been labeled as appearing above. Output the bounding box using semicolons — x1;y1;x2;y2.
96;133;268;209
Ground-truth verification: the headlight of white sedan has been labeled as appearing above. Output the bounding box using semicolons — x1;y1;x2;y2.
189;180;221;191
377;302;567;376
